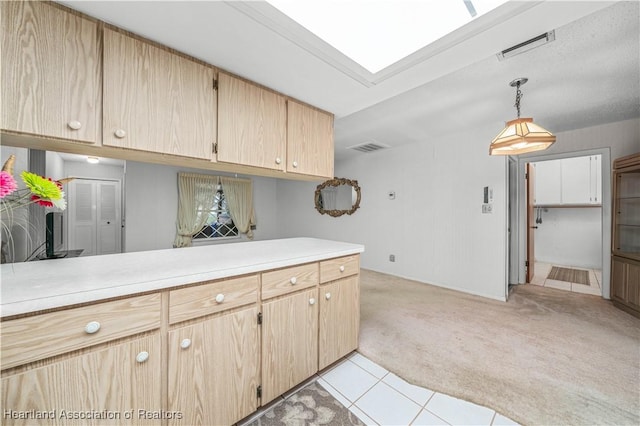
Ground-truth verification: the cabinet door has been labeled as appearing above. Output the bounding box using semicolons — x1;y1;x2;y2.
533;160;561;205
319;276;359;370
611;257;627;303
627;262;640;311
261;288;318;404
287;100;334;178
103;28;216;160
1;334;161;425
168;307;259;425
561;156;592;204
217;72;286;170
1;1;100;143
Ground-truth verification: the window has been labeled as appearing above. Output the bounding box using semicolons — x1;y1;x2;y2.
193;184;239;240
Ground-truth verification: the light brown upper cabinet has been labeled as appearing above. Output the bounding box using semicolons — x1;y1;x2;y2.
103;28;216;160
217;72;287;171
1;1;100;144
287;100;334;179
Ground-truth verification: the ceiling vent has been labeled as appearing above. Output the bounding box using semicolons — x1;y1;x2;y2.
496;30;555;61
347;141;390;153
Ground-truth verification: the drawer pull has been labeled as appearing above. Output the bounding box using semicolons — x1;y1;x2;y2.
67;120;82;130
136;351;149;363
339;265;345;272
215;293;225;303
290;277;297;285
84;321;101;334
309;298;316;305
180;339;192;349
325;292;331;300
114;129;126;139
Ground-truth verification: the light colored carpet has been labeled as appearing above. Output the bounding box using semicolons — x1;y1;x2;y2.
547;266;590;285
358;269;640;426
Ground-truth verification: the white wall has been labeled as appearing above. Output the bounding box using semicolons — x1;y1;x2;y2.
535;207;602;268
45;151;65;180
277;123;509;301
124;161;279;253
64;161;125;182
276;118;639;301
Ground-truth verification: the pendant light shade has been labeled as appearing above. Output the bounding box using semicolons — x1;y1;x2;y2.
490;78;555;156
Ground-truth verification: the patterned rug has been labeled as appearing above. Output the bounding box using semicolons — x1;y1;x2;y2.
247;381;364;426
547;266;590;285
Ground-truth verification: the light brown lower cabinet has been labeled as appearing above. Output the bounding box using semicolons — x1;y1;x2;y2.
611;256;640;317
1;255;360;425
167;306;260;425
319;275;360;371
1;334;162;425
261;287;319;405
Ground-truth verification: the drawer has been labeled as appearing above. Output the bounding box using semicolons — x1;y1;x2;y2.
1;293;161;370
320;255;360;283
169;274;258;324
262;263;318;300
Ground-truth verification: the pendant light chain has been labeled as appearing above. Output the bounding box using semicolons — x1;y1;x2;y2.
489;76;556;155
514;81;522;119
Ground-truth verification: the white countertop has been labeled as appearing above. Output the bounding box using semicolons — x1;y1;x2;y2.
0;238;364;317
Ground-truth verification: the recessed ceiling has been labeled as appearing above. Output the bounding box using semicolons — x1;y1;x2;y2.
264;0;508;73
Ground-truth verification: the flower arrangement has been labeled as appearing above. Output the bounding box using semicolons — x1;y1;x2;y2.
0;154;72;214
1;154;74;263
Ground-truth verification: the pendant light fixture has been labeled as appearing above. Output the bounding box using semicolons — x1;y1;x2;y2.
489;77;556;155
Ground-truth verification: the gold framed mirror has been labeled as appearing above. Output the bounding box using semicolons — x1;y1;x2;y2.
315;177;361;217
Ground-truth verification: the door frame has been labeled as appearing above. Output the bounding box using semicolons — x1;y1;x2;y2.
514;148;612;298
507;156;520;297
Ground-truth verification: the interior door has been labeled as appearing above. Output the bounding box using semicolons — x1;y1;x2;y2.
68;178;122;256
97;181;121;255
68;179;97;256
526;163;536;283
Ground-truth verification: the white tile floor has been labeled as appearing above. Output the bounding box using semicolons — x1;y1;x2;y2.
242;352;518;426
530;262;602;296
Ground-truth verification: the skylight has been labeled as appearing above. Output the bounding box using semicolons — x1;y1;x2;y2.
266;0;509;73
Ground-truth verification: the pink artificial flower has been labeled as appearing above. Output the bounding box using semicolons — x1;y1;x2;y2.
0;171;18;198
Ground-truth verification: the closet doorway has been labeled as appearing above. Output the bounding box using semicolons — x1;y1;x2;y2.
517;149;612;298
67;178;122;256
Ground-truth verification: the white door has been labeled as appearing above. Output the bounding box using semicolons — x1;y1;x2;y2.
68;179;121;256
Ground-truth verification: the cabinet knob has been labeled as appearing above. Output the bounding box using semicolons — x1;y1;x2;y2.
114;129;126;139
180;339;192;349
292;161;298;168
339;265;345;272
136;351;149;363
275;157;282;165
309;298;315;305
67;120;82;130
215;293;225;303
290;277;297;285
84;321;101;334
325;292;331;300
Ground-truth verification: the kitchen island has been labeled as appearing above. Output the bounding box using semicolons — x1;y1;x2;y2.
1;238;364;425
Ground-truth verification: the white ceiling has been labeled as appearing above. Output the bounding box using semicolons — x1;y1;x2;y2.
59;1;640;161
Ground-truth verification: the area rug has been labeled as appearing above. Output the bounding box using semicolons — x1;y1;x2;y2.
247;381;364;426
547;266;590;285
358;269;640;426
